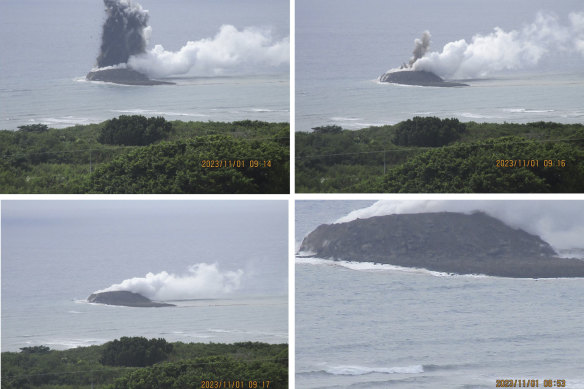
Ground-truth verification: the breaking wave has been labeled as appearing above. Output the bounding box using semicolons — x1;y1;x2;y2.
296;257;488;278
325;364;424;376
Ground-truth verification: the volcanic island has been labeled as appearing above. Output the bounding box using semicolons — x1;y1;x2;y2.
379;31;468;87
86;0;174;86
88;290;175;307
379;70;468;87
299;212;584;278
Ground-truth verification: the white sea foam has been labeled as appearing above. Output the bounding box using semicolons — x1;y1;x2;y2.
248;108;289;113
111;109;208;117
44;338;106;350
458;112;493;119
325;364;424;376
38;116;96;128
502;108;555;113
330;116;360;121
295;257;489;278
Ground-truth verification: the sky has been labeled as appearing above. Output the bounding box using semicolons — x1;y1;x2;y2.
2;200;289;298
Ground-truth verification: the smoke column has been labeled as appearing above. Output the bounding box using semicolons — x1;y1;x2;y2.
93;0;288;76
95;263;244;301
407;31;431;67
336;201;584;253
96;0;150;68
408;11;584;79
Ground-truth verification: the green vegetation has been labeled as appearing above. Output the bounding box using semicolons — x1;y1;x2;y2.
98;116;172;146
296;117;584;193
100;337;173;367
17;124;49;133
393;117;466;147
1;338;288;389
0;117;289;194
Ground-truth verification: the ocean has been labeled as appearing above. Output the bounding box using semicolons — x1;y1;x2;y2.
0;0;289;131
295;201;584;389
1;200;288;352
296;0;584;131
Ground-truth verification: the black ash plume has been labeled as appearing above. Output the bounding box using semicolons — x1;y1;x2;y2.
401;31;431;69
96;0;150;68
409;31;431;66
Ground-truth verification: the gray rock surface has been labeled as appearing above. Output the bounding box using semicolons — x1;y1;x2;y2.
86;68;174;86
299;212;584;278
88;290;175;307
379;70;468;87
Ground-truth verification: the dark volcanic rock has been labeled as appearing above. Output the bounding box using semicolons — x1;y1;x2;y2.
299;212;584;278
379;70;468;87
86;68;174;86
88;291;175;307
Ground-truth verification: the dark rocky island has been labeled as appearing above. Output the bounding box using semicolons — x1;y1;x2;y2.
86;68;174;86
88;290;175;307
379;70;468;87
299;212;584;278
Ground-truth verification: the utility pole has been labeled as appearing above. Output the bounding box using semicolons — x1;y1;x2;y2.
89;150;92;174
383;151;386;175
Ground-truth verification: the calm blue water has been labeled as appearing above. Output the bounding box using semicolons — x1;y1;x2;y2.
1;201;288;351
0;0;289;131
296;201;584;389
296;0;584;131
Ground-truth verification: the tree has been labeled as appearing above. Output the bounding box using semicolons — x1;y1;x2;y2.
311;125;343;134
19;345;51;354
17;124;49;133
393;116;466;147
364;137;584;193
86;136;290;194
98;115;172;146
100;337;173;367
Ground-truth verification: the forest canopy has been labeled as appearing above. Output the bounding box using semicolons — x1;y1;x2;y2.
296;118;584;193
1;339;288;389
0;117;289;194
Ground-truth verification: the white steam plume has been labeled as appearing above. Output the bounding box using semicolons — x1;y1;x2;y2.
336;201;584;252
128;25;289;78
96;263;244;300
412;11;584;79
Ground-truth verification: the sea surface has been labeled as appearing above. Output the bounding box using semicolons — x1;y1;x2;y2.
296;201;584;389
1;201;288;352
0;0;289;131
296;0;584;131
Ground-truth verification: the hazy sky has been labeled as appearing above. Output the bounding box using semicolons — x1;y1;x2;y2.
2;200;289;297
